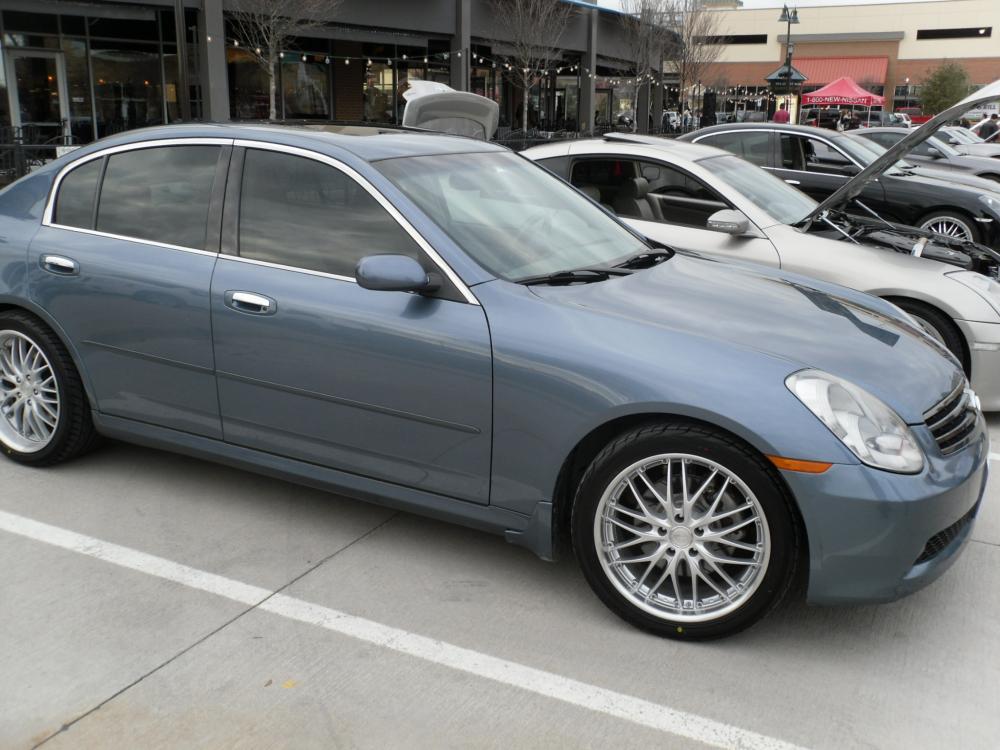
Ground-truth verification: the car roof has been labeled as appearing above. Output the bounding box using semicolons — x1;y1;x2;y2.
526;133;730;164
62;122;507;163
854;127;910;135
680;122;852;141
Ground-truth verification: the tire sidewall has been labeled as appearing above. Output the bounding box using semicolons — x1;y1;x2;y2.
572;426;797;639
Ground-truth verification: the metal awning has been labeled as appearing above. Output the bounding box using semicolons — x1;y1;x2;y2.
765;64;807;83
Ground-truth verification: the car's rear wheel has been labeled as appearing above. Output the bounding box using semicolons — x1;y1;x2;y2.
918;212;980;243
0;312;97;465
572;422;798;640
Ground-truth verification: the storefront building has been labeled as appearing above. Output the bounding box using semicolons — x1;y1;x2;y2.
701;0;1000;115
0;0;655;150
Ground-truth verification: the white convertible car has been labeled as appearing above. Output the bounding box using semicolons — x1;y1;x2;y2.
523;81;1000;410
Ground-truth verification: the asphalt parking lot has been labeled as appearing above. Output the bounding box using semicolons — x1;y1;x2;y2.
2;417;999;750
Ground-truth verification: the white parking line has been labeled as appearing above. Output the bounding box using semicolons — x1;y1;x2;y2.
0;509;805;750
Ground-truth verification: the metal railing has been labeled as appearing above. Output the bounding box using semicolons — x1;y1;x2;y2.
0;126;81;187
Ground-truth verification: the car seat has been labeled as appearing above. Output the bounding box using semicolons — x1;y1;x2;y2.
612;177;656;220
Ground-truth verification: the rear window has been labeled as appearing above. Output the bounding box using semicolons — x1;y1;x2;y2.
54;159;102;229
96;146;220;249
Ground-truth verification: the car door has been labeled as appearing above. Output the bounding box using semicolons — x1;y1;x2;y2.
29;140;230;438
566;156;780;267
210;143;493;504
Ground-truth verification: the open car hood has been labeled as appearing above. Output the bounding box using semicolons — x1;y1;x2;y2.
401;81;499;140
805;77;1000;223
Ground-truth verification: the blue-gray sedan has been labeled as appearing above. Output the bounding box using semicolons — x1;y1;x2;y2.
0;124;988;639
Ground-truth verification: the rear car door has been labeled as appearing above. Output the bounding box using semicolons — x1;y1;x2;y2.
210;143;493;504
29;140;229;438
566;156;780;266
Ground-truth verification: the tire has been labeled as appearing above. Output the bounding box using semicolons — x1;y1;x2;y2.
0;311;98;466
917;211;981;243
888;298;966;369
572;421;799;640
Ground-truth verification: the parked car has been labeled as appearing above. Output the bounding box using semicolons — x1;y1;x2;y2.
940;125;1000;158
855;127;1000;182
0;116;987;639
523;133;1000;401
679;122;1000;246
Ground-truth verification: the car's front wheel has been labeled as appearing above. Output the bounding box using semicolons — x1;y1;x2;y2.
918;212;980;243
0;312;97;465
572;422;799;639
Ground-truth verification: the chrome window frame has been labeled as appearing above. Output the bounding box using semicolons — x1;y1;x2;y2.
43;137;234;258
230;139;480;305
42;137;480;305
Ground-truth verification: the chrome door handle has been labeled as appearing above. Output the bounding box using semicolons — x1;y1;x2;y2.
40;254;79;275
226;291;276;315
784;179;801;185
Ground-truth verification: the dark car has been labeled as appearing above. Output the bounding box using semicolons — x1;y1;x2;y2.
856;127;1000;183
679;123;1000;246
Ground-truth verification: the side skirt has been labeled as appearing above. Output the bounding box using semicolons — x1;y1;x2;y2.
92;412;554;559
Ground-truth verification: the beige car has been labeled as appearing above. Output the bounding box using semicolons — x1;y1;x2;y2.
523;81;1000;410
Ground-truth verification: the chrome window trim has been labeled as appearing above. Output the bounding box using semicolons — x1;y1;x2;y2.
42;138;235;252
233;139;481;306
217;253;356;284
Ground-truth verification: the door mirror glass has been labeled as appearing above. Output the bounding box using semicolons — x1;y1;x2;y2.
707;209;751;235
926;146;943;158
355;254;439;293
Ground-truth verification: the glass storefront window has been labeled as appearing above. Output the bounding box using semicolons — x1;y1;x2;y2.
228;47;270;120
364;64;394;123
91;40;163;137
62;38;93;143
281;58;330;119
555;75;578;130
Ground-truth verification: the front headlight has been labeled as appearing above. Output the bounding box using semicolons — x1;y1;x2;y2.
786;370;924;474
947;270;1000;316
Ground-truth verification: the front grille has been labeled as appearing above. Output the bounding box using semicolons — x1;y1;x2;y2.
923;383;979;456
914;501;980;565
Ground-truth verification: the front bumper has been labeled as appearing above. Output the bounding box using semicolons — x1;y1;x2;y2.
780;415;988;605
956;318;1000;411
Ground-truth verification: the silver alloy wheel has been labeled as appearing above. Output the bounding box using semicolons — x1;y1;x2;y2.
0;330;60;453
919;215;974;242
594;453;770;623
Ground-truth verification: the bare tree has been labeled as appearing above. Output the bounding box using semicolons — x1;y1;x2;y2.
619;0;675;131
229;0;342;120
663;0;723;120
488;0;573;132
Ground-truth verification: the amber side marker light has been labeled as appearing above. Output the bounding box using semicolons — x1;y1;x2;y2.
766;455;833;474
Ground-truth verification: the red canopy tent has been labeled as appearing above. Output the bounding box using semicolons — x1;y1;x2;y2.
801;76;884;107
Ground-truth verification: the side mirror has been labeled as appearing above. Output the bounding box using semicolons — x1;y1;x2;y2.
707;209;751;236
355;254;440;293
839;163;862;176
926;147;943;158
948;138;961;145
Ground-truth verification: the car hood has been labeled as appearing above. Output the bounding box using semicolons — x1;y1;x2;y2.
907;164;1000;191
807;77;1000;222
529;254;962;423
953;143;1000;158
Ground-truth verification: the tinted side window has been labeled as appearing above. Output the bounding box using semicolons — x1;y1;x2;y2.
97;146;220;249
54;158;102;229
238;149;421;277
699;131;771;167
804;138;851;173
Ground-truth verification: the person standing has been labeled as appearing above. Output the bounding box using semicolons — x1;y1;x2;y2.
981;114;1000;140
772;103;790;123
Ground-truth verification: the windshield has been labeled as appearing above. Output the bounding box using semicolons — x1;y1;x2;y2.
375;152;647;281
841;134;913;173
699;154;817;225
946;127;981;144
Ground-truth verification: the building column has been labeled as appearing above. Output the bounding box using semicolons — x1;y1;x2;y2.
451;0;471;91
636;83;650;133
578;6;598;133
200;0;230;121
652;74;664;130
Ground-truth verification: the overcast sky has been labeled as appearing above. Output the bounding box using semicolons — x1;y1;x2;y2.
597;0;950;8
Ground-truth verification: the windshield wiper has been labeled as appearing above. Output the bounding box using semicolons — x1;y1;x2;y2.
614;249;674;269
517;268;620;286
